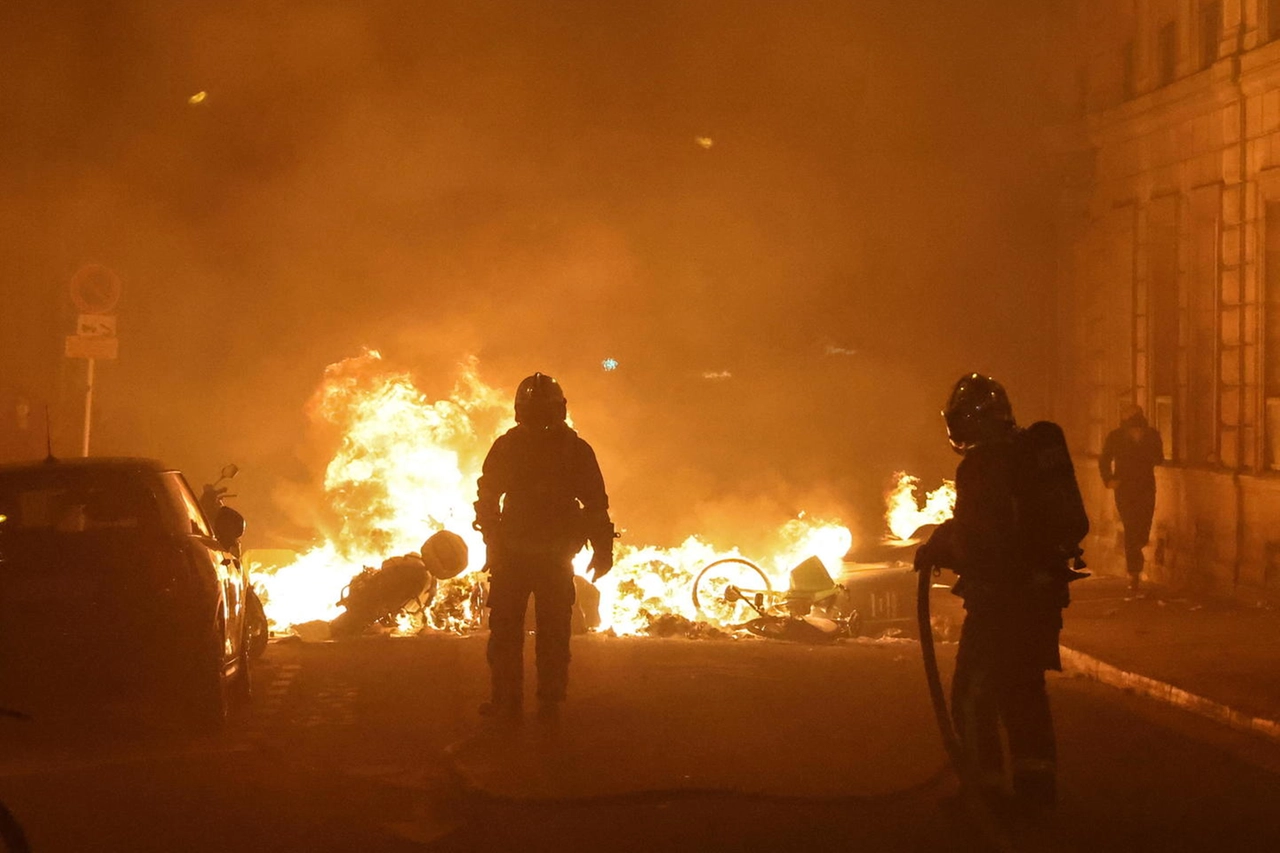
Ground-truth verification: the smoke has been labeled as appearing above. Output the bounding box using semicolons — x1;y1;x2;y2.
0;0;1066;549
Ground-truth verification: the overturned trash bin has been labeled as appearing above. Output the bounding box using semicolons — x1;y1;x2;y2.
785;555;851;619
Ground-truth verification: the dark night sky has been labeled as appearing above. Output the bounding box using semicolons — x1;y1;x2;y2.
0;1;1067;549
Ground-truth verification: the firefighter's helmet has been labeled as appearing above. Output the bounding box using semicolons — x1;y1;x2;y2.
514;372;567;426
942;373;1016;455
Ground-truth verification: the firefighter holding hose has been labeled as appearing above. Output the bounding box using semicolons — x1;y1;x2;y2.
474;372;614;724
914;374;1088;815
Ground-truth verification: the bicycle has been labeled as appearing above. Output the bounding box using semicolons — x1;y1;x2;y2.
690;557;861;641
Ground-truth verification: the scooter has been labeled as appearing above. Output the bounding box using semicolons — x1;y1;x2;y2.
201;464;269;661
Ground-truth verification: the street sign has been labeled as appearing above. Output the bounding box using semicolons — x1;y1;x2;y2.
66;266;122;457
76;313;118;337
69;264;122;314
65;335;118;360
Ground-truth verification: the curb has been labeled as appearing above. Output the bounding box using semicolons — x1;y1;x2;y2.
1059;645;1280;744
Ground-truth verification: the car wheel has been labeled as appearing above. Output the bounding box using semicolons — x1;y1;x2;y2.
185;665;227;734
181;630;228;735
229;624;253;710
245;588;269;661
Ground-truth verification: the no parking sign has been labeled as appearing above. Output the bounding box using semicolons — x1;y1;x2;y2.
68;264;122;314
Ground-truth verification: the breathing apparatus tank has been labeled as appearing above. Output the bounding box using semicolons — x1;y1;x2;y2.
1013;421;1090;570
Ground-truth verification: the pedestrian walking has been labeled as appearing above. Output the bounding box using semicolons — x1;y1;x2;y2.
1098;405;1162;592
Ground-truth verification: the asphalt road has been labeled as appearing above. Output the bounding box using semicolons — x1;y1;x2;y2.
0;634;1279;852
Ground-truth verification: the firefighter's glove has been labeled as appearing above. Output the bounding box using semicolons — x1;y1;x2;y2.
913;536;941;574
912;520;952;574
473;503;502;546
588;549;613;583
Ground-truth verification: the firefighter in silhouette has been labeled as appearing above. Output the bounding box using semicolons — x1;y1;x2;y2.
914;374;1088;813
474;373;613;722
1099;404;1162;592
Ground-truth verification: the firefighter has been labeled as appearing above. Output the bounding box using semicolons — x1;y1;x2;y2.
1099;405;1163;592
915;373;1086;814
473;373;613;723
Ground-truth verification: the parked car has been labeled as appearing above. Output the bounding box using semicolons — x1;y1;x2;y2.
0;457;251;730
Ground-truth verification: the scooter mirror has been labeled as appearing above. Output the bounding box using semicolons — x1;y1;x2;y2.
220;463;240;481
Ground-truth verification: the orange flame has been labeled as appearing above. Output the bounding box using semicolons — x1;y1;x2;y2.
257;352;857;637
257;352;508;627
884;472;955;542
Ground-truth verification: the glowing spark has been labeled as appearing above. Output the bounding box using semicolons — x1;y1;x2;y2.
695;136;714;149
702;370;732;380
602;358;619;372
824;344;857;357
188;91;208;105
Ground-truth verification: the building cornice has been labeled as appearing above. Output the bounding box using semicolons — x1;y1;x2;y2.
1082;60;1239;145
1240;39;1280;94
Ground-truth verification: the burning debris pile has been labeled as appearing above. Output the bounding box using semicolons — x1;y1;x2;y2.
254;352;953;643
323;530;473;638
640;613;737;640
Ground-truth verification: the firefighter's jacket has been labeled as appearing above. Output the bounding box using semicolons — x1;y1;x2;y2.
475;422;610;561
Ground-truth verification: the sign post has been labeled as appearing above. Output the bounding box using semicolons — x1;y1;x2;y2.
66;265;122;457
83;358;95;457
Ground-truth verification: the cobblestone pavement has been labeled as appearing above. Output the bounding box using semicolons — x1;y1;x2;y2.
0;634;1276;851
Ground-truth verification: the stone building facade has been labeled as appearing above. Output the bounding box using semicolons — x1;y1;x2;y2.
1052;1;1280;596
1054;1;1280;596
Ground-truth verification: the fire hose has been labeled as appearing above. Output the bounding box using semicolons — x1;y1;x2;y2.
916;564;1017;852
433;579;1008;850
916;565;964;771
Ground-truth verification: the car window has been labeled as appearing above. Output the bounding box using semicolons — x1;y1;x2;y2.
0;468;162;534
158;472;213;538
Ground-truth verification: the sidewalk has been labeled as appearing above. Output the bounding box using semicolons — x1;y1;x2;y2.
1060;574;1280;739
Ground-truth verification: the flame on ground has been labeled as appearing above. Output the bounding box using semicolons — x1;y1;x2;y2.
255;351;858;637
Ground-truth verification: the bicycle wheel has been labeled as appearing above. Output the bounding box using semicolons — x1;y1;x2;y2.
691;558;773;625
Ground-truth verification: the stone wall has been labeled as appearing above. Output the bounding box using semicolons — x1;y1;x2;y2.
1055;1;1280;599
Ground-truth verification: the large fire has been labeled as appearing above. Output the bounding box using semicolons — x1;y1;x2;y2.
255;351;506;629
255;353;934;638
